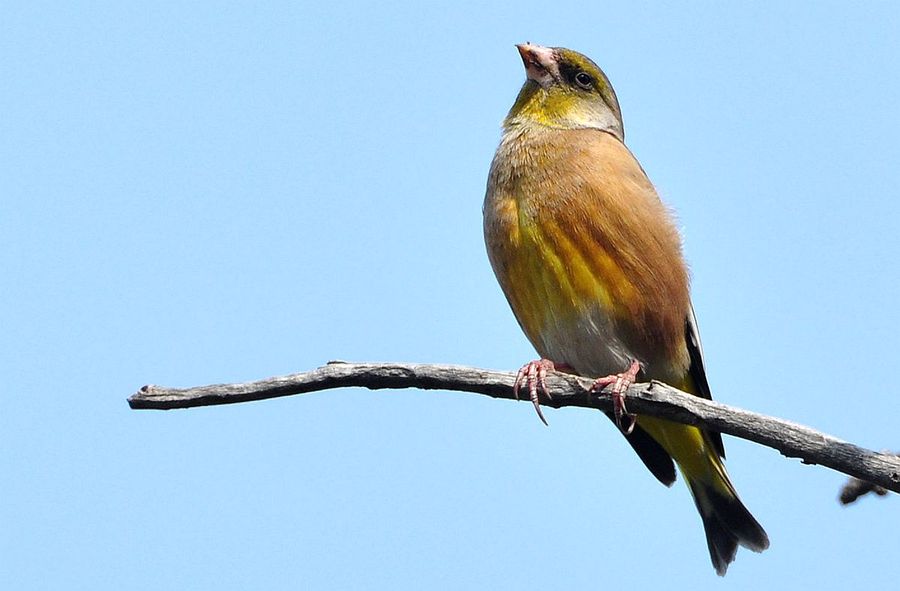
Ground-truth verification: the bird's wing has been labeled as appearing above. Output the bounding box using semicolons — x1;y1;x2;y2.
685;303;726;458
617;417;677;485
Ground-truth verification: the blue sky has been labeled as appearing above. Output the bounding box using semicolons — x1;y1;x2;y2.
3;2;899;589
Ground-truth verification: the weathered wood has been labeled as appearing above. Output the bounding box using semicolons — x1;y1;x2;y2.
128;360;900;494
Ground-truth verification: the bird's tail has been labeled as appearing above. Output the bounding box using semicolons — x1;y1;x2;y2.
685;469;769;575
637;416;769;575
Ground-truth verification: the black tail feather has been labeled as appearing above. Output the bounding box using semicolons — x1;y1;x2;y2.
688;479;769;576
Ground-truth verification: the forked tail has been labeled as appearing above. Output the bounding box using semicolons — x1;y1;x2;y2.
685;467;769;575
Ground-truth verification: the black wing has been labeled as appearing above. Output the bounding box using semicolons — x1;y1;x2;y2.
685;304;726;459
617;417;677;486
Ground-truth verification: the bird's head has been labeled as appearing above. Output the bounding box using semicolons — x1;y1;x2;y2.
506;44;624;139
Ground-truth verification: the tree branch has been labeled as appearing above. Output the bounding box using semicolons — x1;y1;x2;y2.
128;361;900;494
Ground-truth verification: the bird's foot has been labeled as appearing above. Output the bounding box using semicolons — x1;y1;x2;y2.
514;359;571;426
590;360;641;435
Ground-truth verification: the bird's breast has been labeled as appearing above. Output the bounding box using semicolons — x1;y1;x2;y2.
483;124;691;379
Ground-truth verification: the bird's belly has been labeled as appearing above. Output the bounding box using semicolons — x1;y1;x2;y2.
537;304;636;377
485;191;648;377
495;234;639;378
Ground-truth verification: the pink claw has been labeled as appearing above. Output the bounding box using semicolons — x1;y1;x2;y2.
590;360;641;434
514;359;562;426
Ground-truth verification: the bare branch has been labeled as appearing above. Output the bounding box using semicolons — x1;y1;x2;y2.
128;360;900;494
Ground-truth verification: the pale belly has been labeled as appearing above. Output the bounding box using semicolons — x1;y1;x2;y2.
528;299;637;378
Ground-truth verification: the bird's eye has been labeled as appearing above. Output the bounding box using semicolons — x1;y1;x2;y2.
574;72;593;90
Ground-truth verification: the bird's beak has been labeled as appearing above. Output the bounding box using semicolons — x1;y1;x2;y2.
516;43;558;86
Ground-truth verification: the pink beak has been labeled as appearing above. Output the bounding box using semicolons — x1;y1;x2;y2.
516;43;558;83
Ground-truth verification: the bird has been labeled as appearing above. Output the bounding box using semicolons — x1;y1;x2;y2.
482;43;769;575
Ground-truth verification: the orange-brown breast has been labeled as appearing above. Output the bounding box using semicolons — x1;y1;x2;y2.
484;124;691;380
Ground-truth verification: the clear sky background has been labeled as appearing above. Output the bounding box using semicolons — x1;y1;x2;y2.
3;2;899;589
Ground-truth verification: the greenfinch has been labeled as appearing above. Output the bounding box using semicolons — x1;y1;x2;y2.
483;43;769;575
